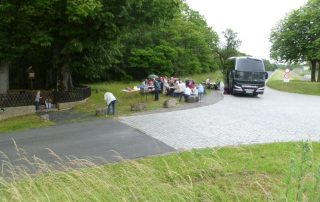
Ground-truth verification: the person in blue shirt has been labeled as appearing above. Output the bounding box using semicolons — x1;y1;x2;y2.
153;78;161;101
197;84;205;102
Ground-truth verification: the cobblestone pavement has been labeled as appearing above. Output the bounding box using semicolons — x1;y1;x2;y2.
120;87;320;149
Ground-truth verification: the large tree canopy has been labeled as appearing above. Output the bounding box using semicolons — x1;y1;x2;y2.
119;5;220;80
270;0;320;81
1;0;222;91
1;0;131;90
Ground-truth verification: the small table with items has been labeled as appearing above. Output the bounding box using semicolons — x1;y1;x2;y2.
140;87;155;101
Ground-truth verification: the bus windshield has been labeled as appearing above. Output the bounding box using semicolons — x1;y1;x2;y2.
236;58;265;72
235;71;265;82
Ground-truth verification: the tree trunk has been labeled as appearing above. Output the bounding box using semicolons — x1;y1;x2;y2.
52;43;73;91
60;61;73;91
53;44;60;90
311;60;316;82
45;67;53;89
0;61;10;94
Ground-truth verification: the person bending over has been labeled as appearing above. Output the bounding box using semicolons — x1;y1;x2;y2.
104;91;117;115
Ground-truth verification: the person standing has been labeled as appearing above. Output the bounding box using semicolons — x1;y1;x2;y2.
104;91;117;115
35;90;41;111
45;98;52;109
153;78;160;101
163;77;169;94
197;84;205;102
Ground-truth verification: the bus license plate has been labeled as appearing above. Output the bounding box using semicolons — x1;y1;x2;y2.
245;89;254;93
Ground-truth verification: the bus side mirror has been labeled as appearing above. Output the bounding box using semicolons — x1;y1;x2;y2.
265;72;268;79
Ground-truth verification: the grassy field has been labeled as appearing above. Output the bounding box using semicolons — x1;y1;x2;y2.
0;72;221;133
0;142;319;201
267;69;320;95
74;71;222;116
0;115;54;133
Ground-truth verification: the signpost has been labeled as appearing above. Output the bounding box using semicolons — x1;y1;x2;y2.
26;66;35;89
283;68;290;83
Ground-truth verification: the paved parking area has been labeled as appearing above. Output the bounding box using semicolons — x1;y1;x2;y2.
120;88;320;149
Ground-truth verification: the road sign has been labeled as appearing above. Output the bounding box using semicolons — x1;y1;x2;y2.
283;69;290;83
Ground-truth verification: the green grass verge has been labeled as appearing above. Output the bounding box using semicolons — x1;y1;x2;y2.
1;142;319;201
0;115;54;133
267;69;320;95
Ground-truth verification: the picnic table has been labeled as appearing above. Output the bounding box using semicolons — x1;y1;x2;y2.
121;88;140;101
140;88;155;101
121;87;154;101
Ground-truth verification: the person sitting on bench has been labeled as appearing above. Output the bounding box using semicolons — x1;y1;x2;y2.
179;86;191;102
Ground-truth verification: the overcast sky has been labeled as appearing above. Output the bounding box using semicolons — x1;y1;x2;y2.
186;0;307;60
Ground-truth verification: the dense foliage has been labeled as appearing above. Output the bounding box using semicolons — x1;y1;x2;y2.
0;0;222;90
263;59;278;71
215;28;242;74
270;0;320;81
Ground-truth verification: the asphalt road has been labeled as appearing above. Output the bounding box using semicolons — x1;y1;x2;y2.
0;90;222;177
0;119;175;176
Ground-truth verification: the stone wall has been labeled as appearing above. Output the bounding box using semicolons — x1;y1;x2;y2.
0;105;35;121
56;98;88;111
0;99;87;121
0;99;88;121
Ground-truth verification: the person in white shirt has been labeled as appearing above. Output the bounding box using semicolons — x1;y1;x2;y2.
35;90;41;111
163;77;169;94
179;86;191;102
180;81;186;92
173;81;182;97
104;92;117;115
192;86;198;96
45;98;52;109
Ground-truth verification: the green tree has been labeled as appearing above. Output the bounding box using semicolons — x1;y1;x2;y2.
216;28;242;75
0;0;37;92
76;0;184;81
1;0;221;89
113;2;219;80
270;0;320;82
263;59;278;71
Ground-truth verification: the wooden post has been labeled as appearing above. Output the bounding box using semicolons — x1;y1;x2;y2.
0;62;9;94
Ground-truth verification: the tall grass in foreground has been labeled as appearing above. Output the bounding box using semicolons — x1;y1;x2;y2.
0;142;319;201
284;142;320;201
